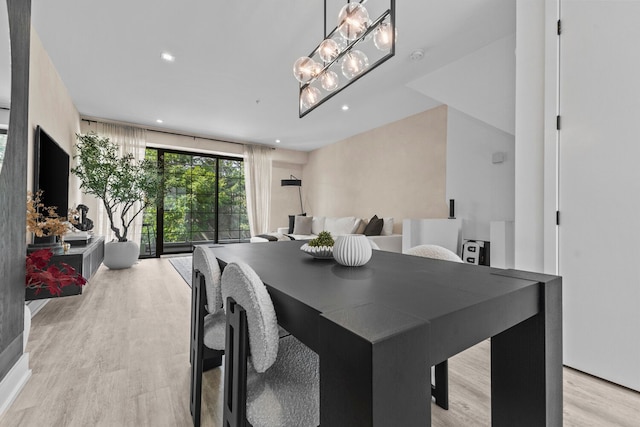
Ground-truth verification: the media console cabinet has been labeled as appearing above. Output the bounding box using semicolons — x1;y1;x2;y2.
26;235;105;300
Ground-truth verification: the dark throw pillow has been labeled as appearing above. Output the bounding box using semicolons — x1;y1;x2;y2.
288;213;306;234
363;215;384;236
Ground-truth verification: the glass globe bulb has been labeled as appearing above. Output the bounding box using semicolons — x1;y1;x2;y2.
373;23;395;51
310;61;323;79
319;39;340;63
364;20;374;42
301;86;322;109
320;70;339;91
333;33;348;51
337;3;369;41
293;57;318;83
341;50;369;79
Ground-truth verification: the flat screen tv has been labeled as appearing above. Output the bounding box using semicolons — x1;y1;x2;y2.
34;126;69;218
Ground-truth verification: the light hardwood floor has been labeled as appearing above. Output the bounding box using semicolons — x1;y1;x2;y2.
1;258;639;426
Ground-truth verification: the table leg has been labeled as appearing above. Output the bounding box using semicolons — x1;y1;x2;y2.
491;276;562;427
432;360;449;410
319;304;430;426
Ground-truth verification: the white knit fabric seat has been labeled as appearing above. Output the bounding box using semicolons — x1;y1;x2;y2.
221;262;320;427
202;311;226;349
405;244;463;262
245;336;319;427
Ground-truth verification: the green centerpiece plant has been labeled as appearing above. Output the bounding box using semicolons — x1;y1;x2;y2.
308;231;334;248
301;231;335;259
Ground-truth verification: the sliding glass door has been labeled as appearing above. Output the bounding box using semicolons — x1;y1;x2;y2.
141;148;249;257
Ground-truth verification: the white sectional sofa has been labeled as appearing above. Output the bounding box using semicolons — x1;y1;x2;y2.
250;215;403;253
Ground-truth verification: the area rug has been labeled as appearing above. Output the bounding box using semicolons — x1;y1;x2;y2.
168;256;193;287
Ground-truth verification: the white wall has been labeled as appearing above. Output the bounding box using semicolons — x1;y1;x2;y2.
446;108;515;241
514;0;548;273
408;34;516;136
28;28;81;233
303;106;449;233
0;108;8;127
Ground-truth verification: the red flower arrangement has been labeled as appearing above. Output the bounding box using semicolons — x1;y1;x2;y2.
26;249;87;296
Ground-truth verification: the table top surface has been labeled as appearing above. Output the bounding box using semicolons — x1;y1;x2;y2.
212;241;563;425
212;241;541;321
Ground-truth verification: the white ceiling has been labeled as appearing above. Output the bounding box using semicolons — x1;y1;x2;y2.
24;0;515;151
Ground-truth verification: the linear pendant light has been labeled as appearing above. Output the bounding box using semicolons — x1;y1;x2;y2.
293;0;396;118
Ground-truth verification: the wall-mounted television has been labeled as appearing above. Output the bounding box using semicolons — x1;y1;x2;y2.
34;125;69;218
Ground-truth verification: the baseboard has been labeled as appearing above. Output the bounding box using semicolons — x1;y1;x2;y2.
26;299;48;317
0;353;31;417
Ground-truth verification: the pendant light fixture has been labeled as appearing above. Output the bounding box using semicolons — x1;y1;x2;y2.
293;0;396;118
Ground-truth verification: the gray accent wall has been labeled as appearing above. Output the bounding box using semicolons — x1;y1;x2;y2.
0;0;30;382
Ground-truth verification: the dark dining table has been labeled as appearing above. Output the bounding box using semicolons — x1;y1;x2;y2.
213;240;562;427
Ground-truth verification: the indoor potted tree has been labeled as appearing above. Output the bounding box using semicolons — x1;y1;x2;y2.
71;132;161;269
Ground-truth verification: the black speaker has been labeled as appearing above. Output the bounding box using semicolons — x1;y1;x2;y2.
449;199;455;219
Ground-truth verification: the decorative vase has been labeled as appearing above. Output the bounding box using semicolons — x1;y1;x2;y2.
33;235;56;245
333;234;372;267
28;235;63;254
104;240;139;269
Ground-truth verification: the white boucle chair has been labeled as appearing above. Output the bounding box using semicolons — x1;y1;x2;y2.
405;244;463;410
190;246;226;427
221;262;319;427
405;244;464;262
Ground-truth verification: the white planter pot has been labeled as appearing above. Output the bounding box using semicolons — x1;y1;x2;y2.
333;234;372;267
104;241;139;269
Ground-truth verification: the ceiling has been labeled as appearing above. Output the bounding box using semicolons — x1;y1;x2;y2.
25;0;515;151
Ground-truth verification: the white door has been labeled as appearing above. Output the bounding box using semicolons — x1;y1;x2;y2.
559;0;640;391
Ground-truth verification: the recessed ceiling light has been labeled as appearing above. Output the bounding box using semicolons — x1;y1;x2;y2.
275;139;281;143
161;52;175;62
342;105;349;111
156;119;163;124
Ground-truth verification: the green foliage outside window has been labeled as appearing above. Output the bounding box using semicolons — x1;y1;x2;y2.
142;149;249;248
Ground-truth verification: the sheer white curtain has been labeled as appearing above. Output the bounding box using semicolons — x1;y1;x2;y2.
94;123;147;244
243;145;272;236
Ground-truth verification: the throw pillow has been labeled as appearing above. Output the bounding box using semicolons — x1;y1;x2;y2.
355;218;368;234
325;216;358;235
293;215;313;235
288;213;306;233
381;217;394;235
363;215;384;236
311;216;326;235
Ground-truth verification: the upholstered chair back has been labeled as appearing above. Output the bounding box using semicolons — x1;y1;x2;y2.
221;261;280;373
405;244;463;263
193;246;223;314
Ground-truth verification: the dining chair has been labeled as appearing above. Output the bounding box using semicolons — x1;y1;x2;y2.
221;261;319;427
405;244;464;262
405;244;464;410
190;246;227;427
